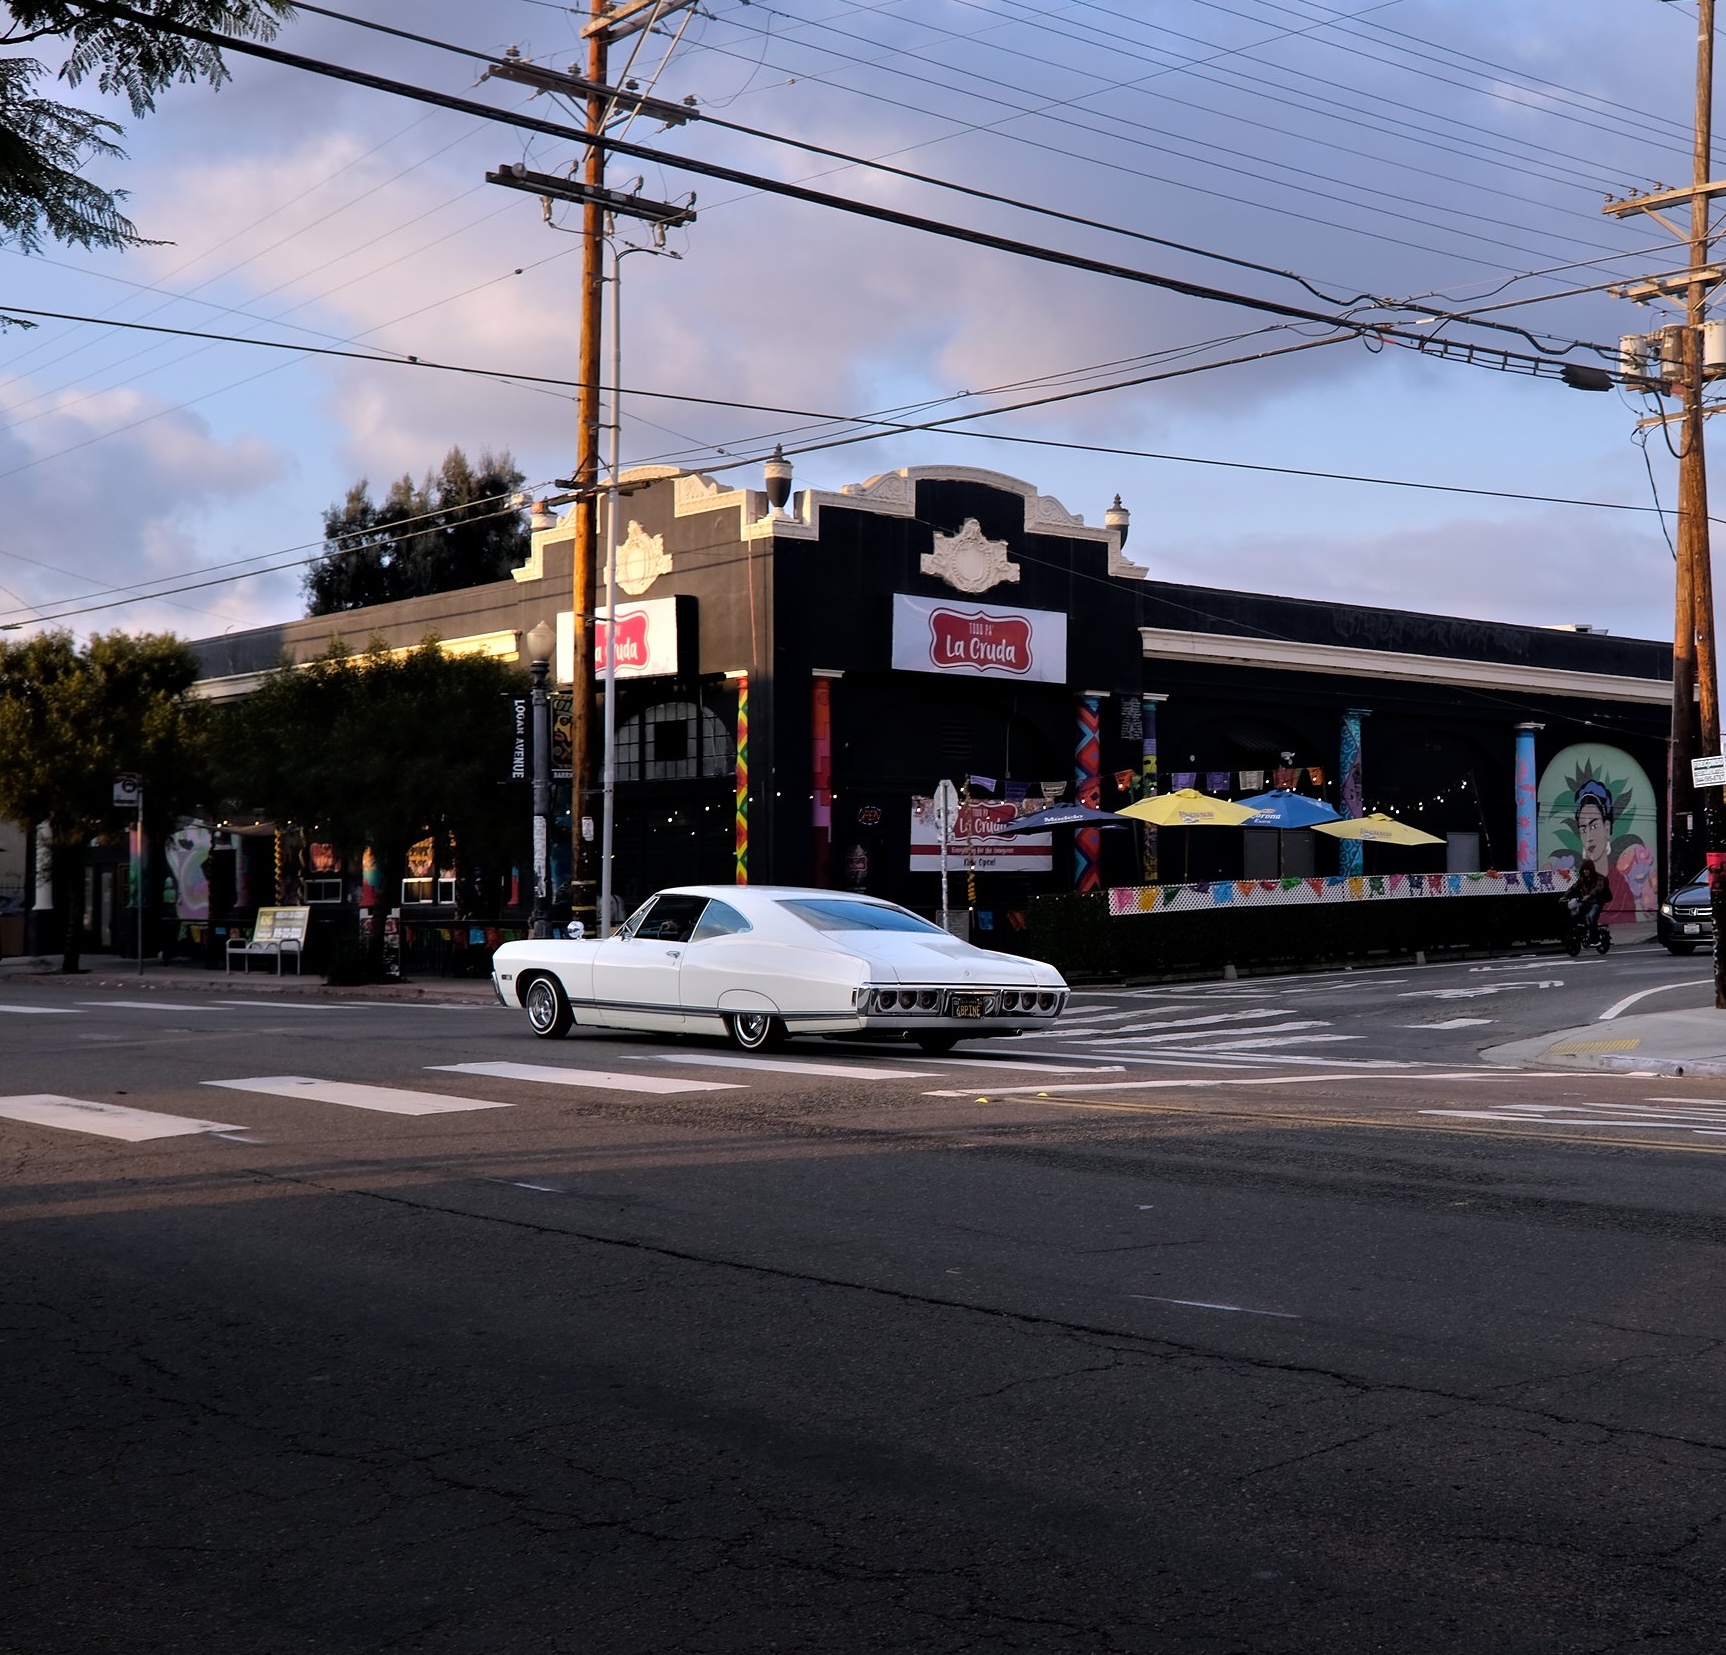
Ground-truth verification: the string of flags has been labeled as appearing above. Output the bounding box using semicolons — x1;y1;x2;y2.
961;768;1328;804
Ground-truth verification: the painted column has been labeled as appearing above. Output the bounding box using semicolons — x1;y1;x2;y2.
1514;723;1542;873
732;672;749;885
811;673;834;887
1075;694;1102;893
1339;708;1370;877
1141;692;1166;883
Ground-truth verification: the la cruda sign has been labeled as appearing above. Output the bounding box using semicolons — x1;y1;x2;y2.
890;594;1066;684
556;597;679;682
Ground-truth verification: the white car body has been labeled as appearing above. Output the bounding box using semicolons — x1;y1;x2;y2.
492;884;1068;1049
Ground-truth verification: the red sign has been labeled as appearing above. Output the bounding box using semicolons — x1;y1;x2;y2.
596;610;650;674
928;608;1033;674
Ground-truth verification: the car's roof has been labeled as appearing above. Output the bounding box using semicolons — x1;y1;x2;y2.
654;886;903;905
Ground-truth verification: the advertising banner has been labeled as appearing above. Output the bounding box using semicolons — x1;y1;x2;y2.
911;794;1052;873
891;594;1066;683
556;597;680;683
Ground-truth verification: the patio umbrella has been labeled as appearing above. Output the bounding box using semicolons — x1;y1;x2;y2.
1312;812;1444;846
1237;789;1342;829
1118;788;1259;827
995;803;1134;833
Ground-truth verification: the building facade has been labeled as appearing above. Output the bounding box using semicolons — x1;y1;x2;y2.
192;463;1675;933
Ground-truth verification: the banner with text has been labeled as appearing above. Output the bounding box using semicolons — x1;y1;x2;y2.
911;794;1052;872
891;593;1066;683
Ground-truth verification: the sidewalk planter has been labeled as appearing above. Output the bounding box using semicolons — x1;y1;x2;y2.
1025;872;1573;979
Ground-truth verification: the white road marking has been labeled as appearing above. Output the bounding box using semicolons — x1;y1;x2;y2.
1091;1018;1325;1045
1599;980;1713;1021
78;1000;230;1012
1405;1018;1495;1029
0;1004;82;1015
1164;1033;1361;1052
0;1094;243;1141
928;1071;1514;1098
1129;1295;1298;1319
1083;1009;1303;1036
1398;982;1563;1001
204;1076;511;1115
428;1061;743;1094
1422;1110;1726;1132
910;1056;1126;1073
215;1000;361;1010
652;1053;932;1079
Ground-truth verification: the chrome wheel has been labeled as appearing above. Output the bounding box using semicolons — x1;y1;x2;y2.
729;1011;781;1051
525;976;572;1039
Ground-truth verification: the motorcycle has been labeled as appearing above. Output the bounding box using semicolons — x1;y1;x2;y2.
1561;903;1612;957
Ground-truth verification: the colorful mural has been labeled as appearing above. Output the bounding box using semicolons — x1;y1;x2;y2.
1536;743;1658;924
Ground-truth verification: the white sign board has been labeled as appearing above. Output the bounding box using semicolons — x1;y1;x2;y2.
113;774;141;807
556;597;679;683
1693;754;1726;788
890;594;1067;684
911;796;1052;873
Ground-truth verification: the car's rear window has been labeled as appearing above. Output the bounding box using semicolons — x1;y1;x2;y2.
779;898;945;934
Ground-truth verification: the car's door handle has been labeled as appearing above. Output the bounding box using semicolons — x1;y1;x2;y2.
666;949;681;958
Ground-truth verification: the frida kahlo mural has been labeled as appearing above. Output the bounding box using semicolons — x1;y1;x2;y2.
1536;743;1659;925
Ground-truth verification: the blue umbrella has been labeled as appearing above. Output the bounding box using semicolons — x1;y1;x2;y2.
995;803;1133;834
1237;789;1341;829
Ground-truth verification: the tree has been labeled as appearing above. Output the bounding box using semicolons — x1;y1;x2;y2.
0;2;294;258
0;629;207;971
214;637;529;973
304;447;532;615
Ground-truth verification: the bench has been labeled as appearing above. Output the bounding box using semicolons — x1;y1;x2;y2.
225;906;311;975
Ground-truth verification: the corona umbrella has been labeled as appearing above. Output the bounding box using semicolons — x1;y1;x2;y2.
1118;788;1259;827
1312;813;1444;846
995;803;1133;833
1237;789;1342;829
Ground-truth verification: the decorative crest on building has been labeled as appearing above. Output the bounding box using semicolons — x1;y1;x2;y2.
615;520;672;595
921;517;1019;594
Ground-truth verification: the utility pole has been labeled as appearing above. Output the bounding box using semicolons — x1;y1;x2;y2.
1605;0;1726;1006
486;2;700;930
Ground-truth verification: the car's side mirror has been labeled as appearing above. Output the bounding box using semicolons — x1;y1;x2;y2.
565;920;586;941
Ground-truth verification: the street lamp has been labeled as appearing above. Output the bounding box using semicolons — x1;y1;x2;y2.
525;619;555;940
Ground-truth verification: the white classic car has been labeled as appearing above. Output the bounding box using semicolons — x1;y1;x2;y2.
491;884;1068;1051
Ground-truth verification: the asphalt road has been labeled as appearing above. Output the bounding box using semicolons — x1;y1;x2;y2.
6;942;1726;1653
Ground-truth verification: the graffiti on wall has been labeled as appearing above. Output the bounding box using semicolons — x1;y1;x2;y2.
1536;744;1658;923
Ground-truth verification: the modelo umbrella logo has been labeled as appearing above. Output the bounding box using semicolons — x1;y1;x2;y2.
928;608;1034;675
595;610;652;672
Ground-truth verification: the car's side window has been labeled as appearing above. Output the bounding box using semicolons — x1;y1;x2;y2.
634;894;709;943
690;900;751;943
617;899;656;940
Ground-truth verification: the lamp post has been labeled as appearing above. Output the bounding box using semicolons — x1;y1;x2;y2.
525;619;556;939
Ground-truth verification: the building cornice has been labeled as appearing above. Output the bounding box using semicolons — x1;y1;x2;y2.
1140;625;1672;705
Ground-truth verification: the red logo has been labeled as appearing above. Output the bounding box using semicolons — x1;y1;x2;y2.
595;611;650;674
927;607;1033;675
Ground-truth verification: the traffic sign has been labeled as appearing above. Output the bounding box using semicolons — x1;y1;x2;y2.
113;773;141;807
931;778;960;834
1692;755;1726;788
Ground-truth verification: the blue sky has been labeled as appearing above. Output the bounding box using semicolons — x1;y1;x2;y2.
0;0;1708;643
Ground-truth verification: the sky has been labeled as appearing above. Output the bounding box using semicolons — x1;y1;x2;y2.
0;0;1712;645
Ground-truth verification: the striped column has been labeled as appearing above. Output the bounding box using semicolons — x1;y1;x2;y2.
1339;708;1369;877
733;673;749;885
811;674;833;887
1075;694;1101;892
1514;723;1541;873
1141;693;1165;883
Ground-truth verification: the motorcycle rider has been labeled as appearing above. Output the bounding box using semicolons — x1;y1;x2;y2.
1568;858;1610;943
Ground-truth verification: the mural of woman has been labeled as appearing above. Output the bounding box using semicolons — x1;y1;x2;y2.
1537;746;1657;926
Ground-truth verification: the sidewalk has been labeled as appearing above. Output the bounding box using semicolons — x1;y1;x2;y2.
1484;1004;1726;1078
0;954;501;1004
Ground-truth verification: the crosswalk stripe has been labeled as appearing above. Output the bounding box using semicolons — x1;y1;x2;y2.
1092;1020;1329;1046
908;1056;1127;1073
0;1004;82;1015
650;1053;933;1079
0;1094;243;1141
428;1061;744;1094
204;1076;511;1115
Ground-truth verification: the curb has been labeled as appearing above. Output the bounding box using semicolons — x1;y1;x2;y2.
0;970;500;1005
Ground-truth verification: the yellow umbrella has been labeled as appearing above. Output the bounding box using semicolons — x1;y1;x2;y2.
1312;812;1445;846
1118;788;1259;827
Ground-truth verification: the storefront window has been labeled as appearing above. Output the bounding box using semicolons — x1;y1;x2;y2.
617;699;735;781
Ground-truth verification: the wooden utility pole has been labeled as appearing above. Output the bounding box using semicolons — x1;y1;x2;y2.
564;0;609;930
1606;0;1726;1003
